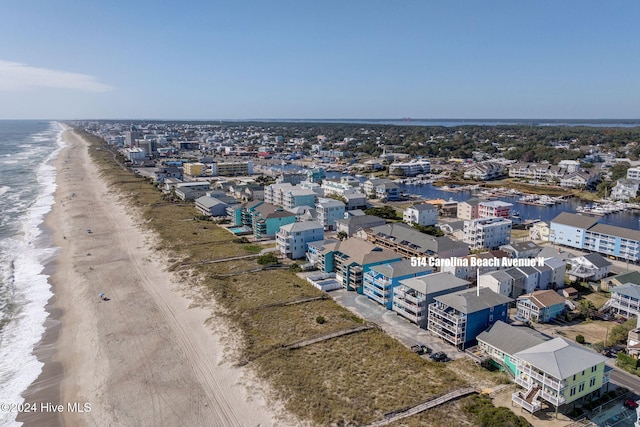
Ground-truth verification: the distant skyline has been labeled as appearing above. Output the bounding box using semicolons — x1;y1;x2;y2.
1;1;639;120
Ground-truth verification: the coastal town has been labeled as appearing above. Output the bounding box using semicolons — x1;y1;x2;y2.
73;120;640;426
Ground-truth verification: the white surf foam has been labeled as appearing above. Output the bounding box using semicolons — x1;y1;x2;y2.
0;122;66;427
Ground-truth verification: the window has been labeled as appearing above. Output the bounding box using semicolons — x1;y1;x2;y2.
591;366;597;373
589;378;596;387
573;375;576;381
570;387;576;397
579;383;585;392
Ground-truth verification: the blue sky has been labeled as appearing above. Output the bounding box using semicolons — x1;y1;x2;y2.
0;1;638;119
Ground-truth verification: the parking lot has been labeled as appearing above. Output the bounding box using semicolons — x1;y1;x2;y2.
589;399;639;427
329;289;466;360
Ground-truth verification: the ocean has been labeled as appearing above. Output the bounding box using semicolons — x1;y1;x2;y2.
0;121;64;427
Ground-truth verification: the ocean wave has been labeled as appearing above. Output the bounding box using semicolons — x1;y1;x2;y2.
0;122;65;427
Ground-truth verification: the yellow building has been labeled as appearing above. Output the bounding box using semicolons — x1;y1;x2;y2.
184;162;205;176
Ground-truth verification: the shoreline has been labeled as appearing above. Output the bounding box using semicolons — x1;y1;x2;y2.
16;129;283;426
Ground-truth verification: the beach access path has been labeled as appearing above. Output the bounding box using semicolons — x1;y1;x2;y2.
22;129;285;426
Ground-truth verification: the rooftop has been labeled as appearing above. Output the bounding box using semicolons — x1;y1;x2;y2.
279;221;324;233
434;287;513;314
515;337;608;379
550;212;600;229
588;223;640;242
477;320;549;356
518;289;565;308
400;272;470;295
369;259;429;278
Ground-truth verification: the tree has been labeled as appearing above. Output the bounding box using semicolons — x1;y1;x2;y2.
364;206;400;220
610;162;631;181
597;181;612;198
413;224;444;237
578;300;596;319
336;231;348;241
575;335;586;344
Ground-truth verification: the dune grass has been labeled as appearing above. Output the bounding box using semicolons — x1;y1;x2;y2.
83;131;503;426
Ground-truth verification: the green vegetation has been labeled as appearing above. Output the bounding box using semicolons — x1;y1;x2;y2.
257;253;279;265
575;335;586;344
578;300;597;319
82;129;522;426
618;353;640;371
607;318;636;347
315;316;325;324
365;206;401;220
462;394;531;427
242;244;263;254
413;224;444;237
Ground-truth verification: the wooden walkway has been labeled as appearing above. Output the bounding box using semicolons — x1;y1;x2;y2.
285;324;376;350
364;387;478;427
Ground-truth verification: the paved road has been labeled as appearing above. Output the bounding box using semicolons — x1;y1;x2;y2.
607;361;640;394
329;289;466;360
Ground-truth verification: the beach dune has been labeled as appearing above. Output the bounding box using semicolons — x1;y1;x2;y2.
18;129;280;426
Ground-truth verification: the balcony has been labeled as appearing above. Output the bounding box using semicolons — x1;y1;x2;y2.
393;306;424;324
429;305;466;325
512;391;542;413
396;289;422;305
363;288;385;305
394;296;421;312
516;365;565;392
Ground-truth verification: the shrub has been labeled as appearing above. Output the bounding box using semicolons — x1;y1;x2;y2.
289;263;302;272
316;316;326;324
463;395;530;427
257;253;279;265
575;335;585;344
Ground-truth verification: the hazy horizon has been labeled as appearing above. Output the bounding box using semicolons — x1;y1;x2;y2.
1;1;639;120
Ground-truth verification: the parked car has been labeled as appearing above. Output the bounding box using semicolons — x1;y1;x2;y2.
624;399;639;409
430;351;448;362
410;344;431;355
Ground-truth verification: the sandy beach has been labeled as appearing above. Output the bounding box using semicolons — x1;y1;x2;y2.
17;129;283;426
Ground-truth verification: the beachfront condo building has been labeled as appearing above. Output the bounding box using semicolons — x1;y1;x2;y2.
427;287;512;349
362;260;432;310
314;238;401;293
392;272;470;329
276;221;324;260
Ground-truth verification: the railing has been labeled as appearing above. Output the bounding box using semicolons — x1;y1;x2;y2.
395;290;421;305
394;297;420;311
512;392;542;413
518;366;565;391
428;307;466;325
363;288;385;305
